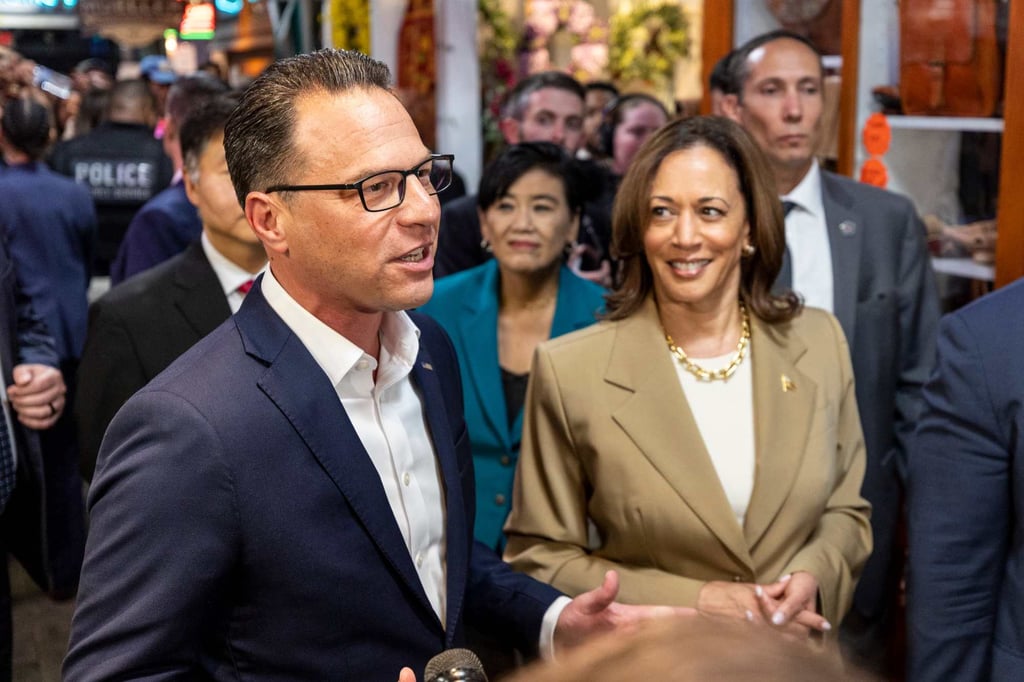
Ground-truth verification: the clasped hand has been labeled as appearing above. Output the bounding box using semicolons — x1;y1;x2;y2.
696;571;829;637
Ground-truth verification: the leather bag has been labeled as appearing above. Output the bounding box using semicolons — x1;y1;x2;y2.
900;0;1001;116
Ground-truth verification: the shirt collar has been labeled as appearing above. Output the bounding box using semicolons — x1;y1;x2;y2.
200;232;264;298
259;267;421;389
781;161;824;219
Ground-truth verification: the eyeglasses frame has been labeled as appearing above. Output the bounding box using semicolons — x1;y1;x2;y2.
263;153;455;213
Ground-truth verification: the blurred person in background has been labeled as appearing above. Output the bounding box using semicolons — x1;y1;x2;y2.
578;81;618;161
504;116;871;639
49;79;173;276
110;74;230;284
0;97;90;618
502;616;872;682
599;94;671;183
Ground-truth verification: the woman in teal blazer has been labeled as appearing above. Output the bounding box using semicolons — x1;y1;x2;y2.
421;142;605;551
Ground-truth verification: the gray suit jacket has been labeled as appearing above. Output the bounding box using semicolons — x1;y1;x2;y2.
814;170;940;620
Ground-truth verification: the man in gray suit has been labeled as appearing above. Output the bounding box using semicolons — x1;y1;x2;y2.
722;30;940;673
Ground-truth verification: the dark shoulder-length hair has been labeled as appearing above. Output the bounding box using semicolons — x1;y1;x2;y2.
605;115;801;324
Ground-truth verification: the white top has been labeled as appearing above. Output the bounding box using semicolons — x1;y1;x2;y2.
200;233;265;314
782;163;834;313
260;268;568;646
673;348;756;527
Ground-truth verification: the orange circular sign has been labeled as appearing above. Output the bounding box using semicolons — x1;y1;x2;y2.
859;158;889;188
861;112;892;157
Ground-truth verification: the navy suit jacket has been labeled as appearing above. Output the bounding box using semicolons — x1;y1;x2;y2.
813;171;940;622
0;161;95;362
419;262;605;547
65;279;561;680
109;181;201;286
906;277;1024;681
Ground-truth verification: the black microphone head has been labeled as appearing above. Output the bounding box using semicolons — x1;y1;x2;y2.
424;648;488;682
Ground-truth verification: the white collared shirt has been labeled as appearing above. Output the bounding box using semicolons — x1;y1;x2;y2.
781;163;834;313
261;269;449;623
200;233;265;314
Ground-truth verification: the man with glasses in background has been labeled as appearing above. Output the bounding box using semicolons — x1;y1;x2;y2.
64;49;685;681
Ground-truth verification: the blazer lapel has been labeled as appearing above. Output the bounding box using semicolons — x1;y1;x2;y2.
606;298;754;571
236;284;437;623
171;242;232;337
410;345;467;642
743;317;817;551
456;263;510;450
821;173;861;343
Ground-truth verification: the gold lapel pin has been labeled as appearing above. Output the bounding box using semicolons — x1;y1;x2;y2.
781;375;796;392
421;362;434;371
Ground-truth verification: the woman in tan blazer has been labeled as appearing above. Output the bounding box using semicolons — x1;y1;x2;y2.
504;116;871;637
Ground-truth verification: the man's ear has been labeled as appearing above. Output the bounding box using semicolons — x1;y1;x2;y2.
720;93;742;123
245;192;288;256
498;117;520;145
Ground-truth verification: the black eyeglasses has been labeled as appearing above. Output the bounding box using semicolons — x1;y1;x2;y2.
264;154;455;213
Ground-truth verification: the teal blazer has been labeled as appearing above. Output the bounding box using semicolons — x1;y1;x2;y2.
421;261;605;549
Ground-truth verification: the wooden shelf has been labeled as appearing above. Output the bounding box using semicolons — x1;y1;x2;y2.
885;116;1004;133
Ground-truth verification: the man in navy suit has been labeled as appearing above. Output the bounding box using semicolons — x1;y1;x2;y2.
64;49;682;681
906;278;1024;681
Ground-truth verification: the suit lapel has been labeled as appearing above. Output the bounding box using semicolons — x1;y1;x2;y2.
743;317;816;550
606;299;754;571
171;242;232;337
410;343;467;641
456;262;510;450
236;285;438;623
821;172;861;343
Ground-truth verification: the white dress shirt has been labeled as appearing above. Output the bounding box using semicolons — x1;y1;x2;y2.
782;163;834;313
673;349;756;527
200;233;265;314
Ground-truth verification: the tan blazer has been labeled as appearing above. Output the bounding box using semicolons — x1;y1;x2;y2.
504;297;872;628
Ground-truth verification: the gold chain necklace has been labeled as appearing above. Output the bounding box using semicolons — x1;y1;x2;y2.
664;303;751;382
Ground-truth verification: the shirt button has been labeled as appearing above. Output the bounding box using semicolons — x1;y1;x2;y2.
415;553;423;568
494;494;506;506
402;472;411;487
356;358;369;371
499;456;511;466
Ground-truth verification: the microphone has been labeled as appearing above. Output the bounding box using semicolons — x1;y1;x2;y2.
423;648;488;682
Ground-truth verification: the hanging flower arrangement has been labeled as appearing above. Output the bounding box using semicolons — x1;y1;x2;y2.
478;0;518;151
609;2;690;89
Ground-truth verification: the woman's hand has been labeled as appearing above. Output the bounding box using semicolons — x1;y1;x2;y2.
696;581;766;623
755;572;831;635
